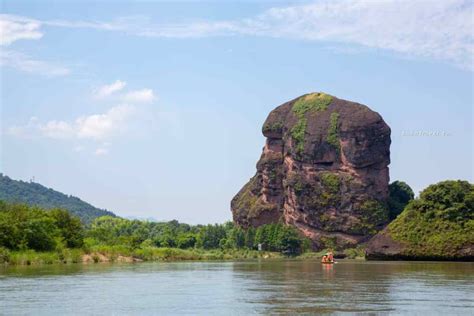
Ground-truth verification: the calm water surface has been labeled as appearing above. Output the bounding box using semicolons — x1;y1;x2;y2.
0;259;473;315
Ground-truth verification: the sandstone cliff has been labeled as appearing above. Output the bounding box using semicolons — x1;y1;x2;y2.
231;93;391;249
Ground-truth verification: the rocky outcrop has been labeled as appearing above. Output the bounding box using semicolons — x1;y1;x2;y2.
366;226;474;261
366;180;474;261
231;92;391;249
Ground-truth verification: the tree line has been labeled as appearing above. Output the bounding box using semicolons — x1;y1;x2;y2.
0;201;306;255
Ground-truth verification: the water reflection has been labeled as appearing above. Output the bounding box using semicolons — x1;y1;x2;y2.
0;260;473;315
231;260;474;314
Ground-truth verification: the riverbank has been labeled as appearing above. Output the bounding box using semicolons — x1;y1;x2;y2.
0;247;287;266
0;245;369;266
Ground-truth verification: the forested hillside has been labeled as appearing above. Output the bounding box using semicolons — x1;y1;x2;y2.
0;174;115;223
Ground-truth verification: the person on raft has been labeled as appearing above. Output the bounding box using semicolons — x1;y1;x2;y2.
321;251;334;263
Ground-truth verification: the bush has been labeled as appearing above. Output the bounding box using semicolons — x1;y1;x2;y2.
0;247;10;264
254;223;304;255
388;181;414;220
389;180;474;257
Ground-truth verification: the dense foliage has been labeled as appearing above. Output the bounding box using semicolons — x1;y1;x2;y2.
0;201;306;259
86;216;306;255
388;180;473;258
388;181;414;220
0;201;84;251
0;174;115;223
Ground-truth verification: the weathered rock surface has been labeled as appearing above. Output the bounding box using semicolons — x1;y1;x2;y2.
231;93;391;249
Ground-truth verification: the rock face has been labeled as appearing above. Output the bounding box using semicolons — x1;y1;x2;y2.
231;93;391;249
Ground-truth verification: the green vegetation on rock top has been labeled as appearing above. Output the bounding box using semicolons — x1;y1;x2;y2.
292;93;333;117
388;180;474;258
290;93;333;156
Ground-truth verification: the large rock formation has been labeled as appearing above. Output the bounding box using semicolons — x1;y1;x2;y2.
231;92;391;249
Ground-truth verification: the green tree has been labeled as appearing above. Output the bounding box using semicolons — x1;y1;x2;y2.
388;181;414;220
244;227;256;249
176;233;197;249
276;225;303;255
196;224;227;249
50;209;84;248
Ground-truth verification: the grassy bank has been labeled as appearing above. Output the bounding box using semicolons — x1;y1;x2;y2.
0;247;285;266
0;245;368;266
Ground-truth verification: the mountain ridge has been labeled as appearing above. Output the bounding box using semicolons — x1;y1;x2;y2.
0;173;115;223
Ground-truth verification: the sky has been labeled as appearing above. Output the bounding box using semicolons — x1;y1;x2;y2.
1;0;473;224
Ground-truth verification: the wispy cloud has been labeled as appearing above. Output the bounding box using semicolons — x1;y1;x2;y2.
0;14;70;76
4;0;470;70
39;120;76;139
0;14;42;46
2;1;472;73
121;89;155;103
94;147;109;156
0;49;71;76
250;0;473;70
95;80;127;98
76;104;134;140
7;78;156;150
8;104;135;141
94;80;156;103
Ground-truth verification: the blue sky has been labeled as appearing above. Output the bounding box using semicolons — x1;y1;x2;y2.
1;0;473;223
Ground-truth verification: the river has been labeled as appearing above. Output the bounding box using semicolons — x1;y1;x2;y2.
0;259;473;315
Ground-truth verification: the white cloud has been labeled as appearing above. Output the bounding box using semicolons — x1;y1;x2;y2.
6;116;38;138
0;50;71;76
2;1;472;75
248;0;473;70
76;104;134;140
6;0;469;70
39;120;75;139
94;147;109;156
0;14;43;46
95;80;127;98
8;104;135;141
120;89;155;103
0;15;69;76
93;81;156;103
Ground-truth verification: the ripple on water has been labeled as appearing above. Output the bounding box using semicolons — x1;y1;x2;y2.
0;260;473;315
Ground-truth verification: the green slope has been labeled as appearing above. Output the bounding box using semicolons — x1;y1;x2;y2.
367;180;473;260
0;174;115;223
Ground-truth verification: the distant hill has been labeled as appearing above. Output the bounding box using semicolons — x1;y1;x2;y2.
0;174;115;223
